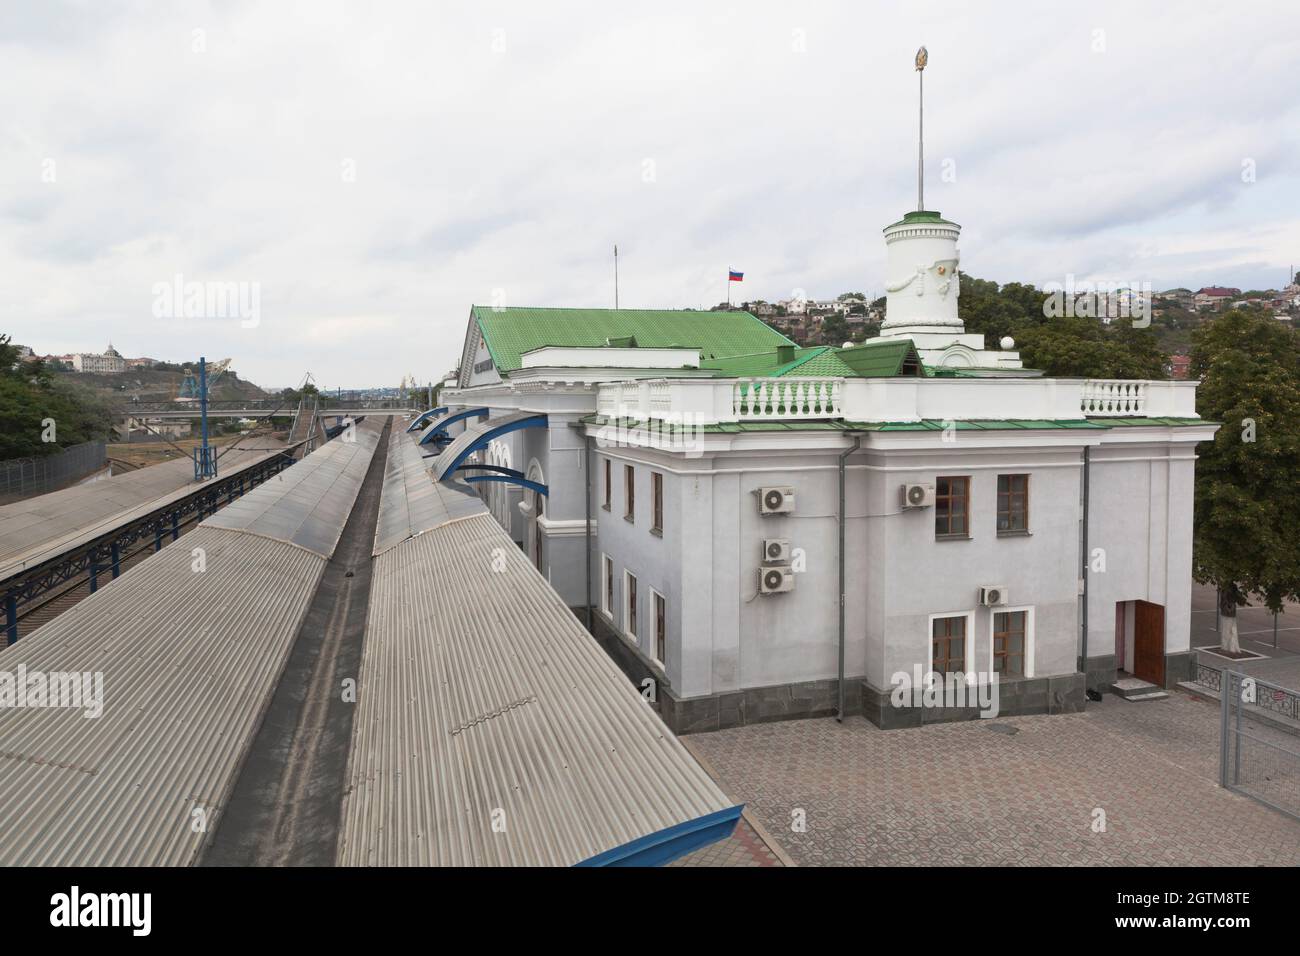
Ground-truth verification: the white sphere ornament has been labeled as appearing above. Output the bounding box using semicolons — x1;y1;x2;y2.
1000;336;1015;350
843;341;854;349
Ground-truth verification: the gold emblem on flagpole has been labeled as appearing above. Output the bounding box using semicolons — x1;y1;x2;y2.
915;46;928;71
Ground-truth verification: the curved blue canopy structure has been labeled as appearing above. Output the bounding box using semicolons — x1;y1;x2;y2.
406;406;448;433
418;407;488;445
456;464;526;480
463;474;549;497
433;411;549;482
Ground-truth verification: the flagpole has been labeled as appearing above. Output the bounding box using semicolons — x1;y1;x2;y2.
614;244;619;309
918;67;924;211
915;45;928;212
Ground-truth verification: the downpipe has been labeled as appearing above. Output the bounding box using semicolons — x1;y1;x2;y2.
838;434;862;722
1081;445;1102;702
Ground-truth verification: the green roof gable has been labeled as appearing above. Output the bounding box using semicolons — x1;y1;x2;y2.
834;339;924;377
699;337;923;379
472;306;794;375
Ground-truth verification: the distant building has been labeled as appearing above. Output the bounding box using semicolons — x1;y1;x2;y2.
119;416;192;442
72;343;127;374
1193;287;1240;310
1169;354;1192;380
126;356;158;369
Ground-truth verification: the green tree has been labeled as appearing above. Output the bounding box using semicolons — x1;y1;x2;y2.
1190;311;1300;651
820;314;848;346
0;334;112;458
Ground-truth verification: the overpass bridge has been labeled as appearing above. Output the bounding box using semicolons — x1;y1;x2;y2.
117;399;421;419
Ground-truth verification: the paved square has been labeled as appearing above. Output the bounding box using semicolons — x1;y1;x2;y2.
684;690;1300;866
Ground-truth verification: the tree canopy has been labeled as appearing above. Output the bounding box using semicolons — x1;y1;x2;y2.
958;274;1168;379
1190;310;1300;617
0;334;113;459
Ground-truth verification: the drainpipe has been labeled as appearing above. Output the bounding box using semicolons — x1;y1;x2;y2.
1081;445;1092;696
584;433;593;631
569;423;594;631
838;433;862;722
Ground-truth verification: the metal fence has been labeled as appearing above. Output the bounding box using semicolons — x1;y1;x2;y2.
0;440;107;500
1220;669;1300;822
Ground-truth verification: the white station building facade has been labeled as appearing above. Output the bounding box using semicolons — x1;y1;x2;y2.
423;206;1216;732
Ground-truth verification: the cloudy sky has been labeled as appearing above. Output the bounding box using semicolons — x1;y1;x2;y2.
2;1;1297;388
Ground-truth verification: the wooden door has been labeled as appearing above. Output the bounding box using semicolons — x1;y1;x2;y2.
1115;602;1126;669
1133;601;1165;686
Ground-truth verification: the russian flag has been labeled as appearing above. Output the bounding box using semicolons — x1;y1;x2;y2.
729;270;744;282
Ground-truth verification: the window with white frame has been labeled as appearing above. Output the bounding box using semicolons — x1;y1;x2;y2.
601;554;614;618
929;611;974;676
651;589;666;666
991;607;1034;678
624;570;638;642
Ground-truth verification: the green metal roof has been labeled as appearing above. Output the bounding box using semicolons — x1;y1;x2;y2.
1084;416;1212;427
845;419;1108;432
472;306;794;375
834;339;923;377
701;346;844;378
699;337;922;379
885;209;959;229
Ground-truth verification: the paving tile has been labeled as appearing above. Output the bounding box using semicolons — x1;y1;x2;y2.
683;691;1300;867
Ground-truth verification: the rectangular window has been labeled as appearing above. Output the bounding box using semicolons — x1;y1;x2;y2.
624;571;638;641
602;459;611;510
651;472;663;534
935;476;969;538
993;610;1027;677
997;474;1029;533
601;555;614;618
931;616;966;675
653;591;666;666
624;464;635;522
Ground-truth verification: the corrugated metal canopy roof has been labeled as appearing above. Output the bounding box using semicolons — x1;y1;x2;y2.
373;424;483;555
340;429;739;866
205;421;383;556
0;426;385;865
0;440;291;582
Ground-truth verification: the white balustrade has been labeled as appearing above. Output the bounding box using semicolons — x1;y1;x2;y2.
593;376;1197;426
732;379;842;420
1080;380;1146;416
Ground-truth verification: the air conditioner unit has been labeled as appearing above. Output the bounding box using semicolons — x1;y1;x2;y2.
758;486;795;515
980;586;1009;607
901;483;935;508
763;538;791;563
759;566;795;594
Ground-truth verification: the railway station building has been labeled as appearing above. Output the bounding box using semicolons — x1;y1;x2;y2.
431;206;1218;733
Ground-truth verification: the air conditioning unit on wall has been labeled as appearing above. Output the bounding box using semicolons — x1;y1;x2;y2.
980;585;1009;607
759;566;794;594
763;538;791;563
758;486;795;515
901;483;935;508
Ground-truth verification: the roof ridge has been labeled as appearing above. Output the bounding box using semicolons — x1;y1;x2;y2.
472;305;738;314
